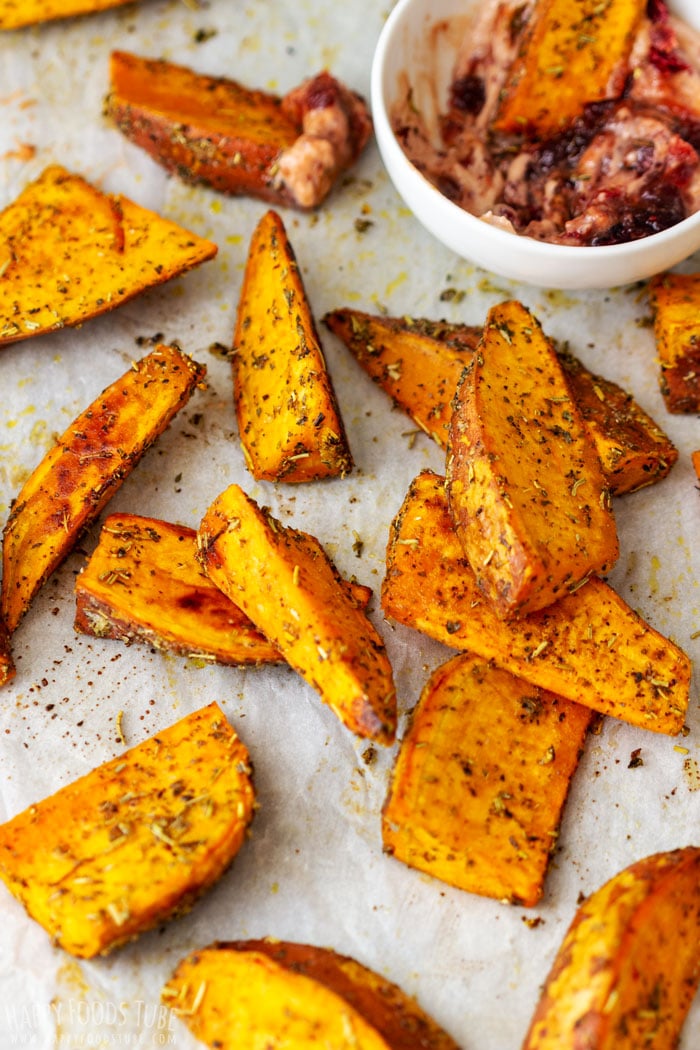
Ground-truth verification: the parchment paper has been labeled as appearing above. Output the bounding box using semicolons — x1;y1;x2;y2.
0;2;699;1047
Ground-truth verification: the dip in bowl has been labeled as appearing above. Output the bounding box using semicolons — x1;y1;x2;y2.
371;0;700;288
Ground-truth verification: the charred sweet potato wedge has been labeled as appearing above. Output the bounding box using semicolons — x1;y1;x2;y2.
492;0;644;138
1;344;206;635
522;847;700;1049
382;653;593;906
0;621;14;687
106;52;372;209
163;939;461;1050
446;300;619;618
323;307;677;495
649;272;700;413
0;702;254;958
0;165;216;346
233;210;352;482
381;471;690;735
75;513;372;666
0;0;134;29
198;484;397;744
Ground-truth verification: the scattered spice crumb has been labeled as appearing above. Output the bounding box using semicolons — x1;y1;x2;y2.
628;748;644;769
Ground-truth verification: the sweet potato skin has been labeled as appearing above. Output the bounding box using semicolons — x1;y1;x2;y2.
324;308;676;495
0;165;216;346
492;0;644;138
0;703;255;958
382;653;593;906
649;272;700;414
74;513;372;666
0;0;133;29
2;344;206;635
522;847;700;1049
233;210;352;482
446;300;619;618
163;940;461;1050
198;484;397;744
381;471;690;735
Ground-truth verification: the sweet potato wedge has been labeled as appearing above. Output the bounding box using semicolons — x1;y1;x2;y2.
0;620;14;688
522;846;700;1049
1;344;205;635
648;271;700;414
0;702;254;958
106;52;372;209
233;210;353;482
382;652;593;906
0;165;216;346
323;308;677;495
381;471;690;735
492;0;644;138
75;513;372;666
198;484;397;744
163;939;461;1050
446;300;619;617
0;0;134;29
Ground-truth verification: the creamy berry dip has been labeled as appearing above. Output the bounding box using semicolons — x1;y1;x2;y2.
393;0;700;245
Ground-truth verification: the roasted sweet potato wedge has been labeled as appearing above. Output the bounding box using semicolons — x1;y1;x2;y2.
233;210;353;482
75;513;372;666
198;484;397;744
492;0;644;138
1;344;205;635
446;300;619;617
649;271;700;413
0;0;134;29
0;620;14;688
323;308;677;495
106;52;372;209
383;653;593;906
0;703;254;958
0;165;216;346
163;939;461;1050
381;471;690;735
522;846;700;1049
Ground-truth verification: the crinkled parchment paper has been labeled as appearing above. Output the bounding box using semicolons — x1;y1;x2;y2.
0;2;699;1048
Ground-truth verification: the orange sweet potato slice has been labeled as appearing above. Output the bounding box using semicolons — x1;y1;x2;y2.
446;300;619;618
323;308;677;495
106;53;372;209
648;271;700;414
383;653;593;907
492;0;645;138
0;621;14;687
0;0;134;29
162;939;461;1050
233;210;353;482
198;484;396;744
2;344;206;635
75;513;372;666
0;165;216;346
381;471;690;735
522;847;700;1049
0;702;254;958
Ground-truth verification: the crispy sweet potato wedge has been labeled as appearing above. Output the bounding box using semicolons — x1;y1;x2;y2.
446;300;619;617
0;165;216;346
106;52;372;209
382;653;593;906
492;0;644;138
522;847;700;1049
163;939;461;1050
323;308;677;495
649;271;700;413
381;472;690;735
0;702;254;958
1;344;205;635
0;0;134;29
75;513;372;666
0;620;14;687
233;210;352;482
198;484;397;744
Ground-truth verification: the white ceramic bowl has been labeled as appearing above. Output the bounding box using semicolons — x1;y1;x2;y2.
371;0;700;289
